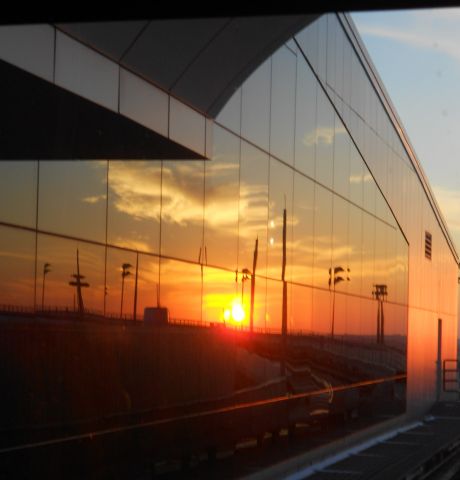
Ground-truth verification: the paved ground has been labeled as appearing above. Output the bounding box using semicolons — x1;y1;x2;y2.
285;401;460;480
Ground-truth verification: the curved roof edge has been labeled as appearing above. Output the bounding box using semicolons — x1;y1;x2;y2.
57;16;319;118
340;12;459;264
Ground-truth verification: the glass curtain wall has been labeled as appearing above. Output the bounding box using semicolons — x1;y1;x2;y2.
0;13;409;437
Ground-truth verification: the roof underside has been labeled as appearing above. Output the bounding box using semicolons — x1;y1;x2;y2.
57;16;319;118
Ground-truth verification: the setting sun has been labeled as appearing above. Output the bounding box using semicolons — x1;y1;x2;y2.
231;301;245;322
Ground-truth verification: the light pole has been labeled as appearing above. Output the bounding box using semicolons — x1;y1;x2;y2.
120;263;132;319
372;284;388;344
329;266;350;338
241;268;251;304
250;237;258;334
41;262;51;312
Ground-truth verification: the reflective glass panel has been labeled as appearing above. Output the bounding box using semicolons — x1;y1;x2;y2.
295;57;317;179
346;295;362;337
295;18;318;71
375;187;389;224
270;46;296;165
335;26;345;101
241;58;271;151
216;87;241;135
159;258;202;324
38;161;107;242
396;231;409;305
204;126;240;270
0;225;35;308
265;277;282;333
384;225;397;304
0;161;37;228
315;87;334;188
267;158;293;280
136;253;160;319
290;284;312;333
108;160;161;254
252;276;267;332
348;205;362;296
332;290;347;337
343;41;352;107
311;287;331;335
362;212;375;299
333;117;350;199
202;266;239;326
349;143;363;207
312;185;332;288
161;161;204;262
36;235;105;313
374;220;389;302
326;14;336;91
239;141;269;279
363;166;376;215
203;266;266;332
292;173;314;286
332;196;349;294
361;296;376;340
317;15;327;81
105;248;156;321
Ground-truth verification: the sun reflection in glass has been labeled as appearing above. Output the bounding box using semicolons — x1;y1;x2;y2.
231;300;245;322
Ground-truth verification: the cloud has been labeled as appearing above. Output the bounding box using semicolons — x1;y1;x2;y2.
111;238;152;253
357;15;460;62
82;194;106;204
302;125;346;147
109;161;243;234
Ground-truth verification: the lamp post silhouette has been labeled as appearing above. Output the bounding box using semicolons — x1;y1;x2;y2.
250;237;258;333
120;263;132;319
329;266;350;338
241;268;251;304
281;208;288;375
372;284;387;344
133;253;139;322
41;262;51;311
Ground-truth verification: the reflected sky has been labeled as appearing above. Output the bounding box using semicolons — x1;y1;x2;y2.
0;20;410;344
39;161;107;243
0;161;37;228
0;226;35;307
36;235;105;312
108;160;161;253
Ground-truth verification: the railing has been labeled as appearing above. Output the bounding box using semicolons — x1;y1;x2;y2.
443;359;460;393
0;305;406;355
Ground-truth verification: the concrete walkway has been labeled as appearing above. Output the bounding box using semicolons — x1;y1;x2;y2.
261;401;460;480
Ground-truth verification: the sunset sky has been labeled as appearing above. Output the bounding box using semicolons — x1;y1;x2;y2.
352;8;460;252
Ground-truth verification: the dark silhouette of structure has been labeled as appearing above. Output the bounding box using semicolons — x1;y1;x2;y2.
120;263;132;319
250;237;258;333
41;262;51;311
329;266;351;338
373;284;388;344
68;249;89;315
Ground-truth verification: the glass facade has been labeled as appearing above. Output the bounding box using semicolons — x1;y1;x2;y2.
0;13;430;475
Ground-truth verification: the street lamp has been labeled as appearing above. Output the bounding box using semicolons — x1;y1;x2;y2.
41;262;51;312
241;268;251;304
329;266;351;338
120;263;132;319
372;284;388;344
